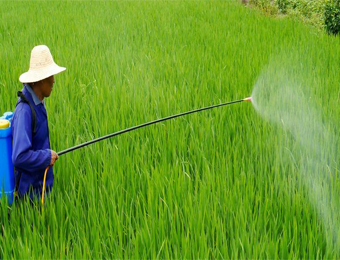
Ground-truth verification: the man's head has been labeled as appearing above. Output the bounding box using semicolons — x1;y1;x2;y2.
19;45;66;96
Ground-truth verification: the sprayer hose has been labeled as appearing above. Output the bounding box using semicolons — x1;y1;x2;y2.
42;166;49;205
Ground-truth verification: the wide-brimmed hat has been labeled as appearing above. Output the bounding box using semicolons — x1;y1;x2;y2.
19;45;66;83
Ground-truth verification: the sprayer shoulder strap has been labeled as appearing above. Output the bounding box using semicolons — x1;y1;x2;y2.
17;91;37;135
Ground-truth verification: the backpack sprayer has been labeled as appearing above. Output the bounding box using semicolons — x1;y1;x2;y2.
0;112;15;204
1;97;252;205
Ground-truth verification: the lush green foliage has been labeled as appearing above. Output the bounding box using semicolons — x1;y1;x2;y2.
1;0;340;258
249;0;328;31
325;0;340;35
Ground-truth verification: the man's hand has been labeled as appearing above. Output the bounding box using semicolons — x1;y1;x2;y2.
50;150;59;166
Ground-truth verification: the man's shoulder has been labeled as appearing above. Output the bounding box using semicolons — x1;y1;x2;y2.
14;102;32;119
15;100;31;111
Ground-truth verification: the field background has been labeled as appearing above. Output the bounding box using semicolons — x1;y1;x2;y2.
1;0;340;258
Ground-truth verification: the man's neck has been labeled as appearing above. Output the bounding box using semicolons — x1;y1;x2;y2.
30;84;44;101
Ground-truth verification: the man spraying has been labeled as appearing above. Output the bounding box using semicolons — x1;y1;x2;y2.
12;45;65;199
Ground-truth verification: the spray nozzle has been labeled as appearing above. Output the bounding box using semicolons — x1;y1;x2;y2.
243;97;252;102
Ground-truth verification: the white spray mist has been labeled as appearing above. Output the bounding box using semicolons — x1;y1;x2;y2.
251;57;340;252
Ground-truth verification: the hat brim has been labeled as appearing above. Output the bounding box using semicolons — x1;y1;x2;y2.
19;64;66;83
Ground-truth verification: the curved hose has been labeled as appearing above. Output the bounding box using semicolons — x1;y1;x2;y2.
42;166;49;205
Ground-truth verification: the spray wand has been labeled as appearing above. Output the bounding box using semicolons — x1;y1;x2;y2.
42;96;252;204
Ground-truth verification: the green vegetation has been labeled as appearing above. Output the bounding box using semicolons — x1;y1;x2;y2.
248;0;340;35
325;0;340;35
1;0;340;258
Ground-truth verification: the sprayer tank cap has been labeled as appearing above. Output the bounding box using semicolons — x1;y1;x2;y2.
0;119;10;129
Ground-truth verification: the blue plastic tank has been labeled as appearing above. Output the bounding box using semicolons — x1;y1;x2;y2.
0;112;15;205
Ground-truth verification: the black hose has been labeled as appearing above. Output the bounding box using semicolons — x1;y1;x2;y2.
57;98;246;156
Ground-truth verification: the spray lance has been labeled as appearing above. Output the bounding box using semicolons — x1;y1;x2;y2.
41;96;252;204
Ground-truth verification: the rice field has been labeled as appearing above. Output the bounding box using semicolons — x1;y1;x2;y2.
1;0;340;258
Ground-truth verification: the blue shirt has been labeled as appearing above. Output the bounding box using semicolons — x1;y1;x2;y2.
11;84;53;199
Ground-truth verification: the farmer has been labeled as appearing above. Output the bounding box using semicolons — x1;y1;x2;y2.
12;45;66;199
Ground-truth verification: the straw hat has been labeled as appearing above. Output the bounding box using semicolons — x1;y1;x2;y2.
19;45;66;83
